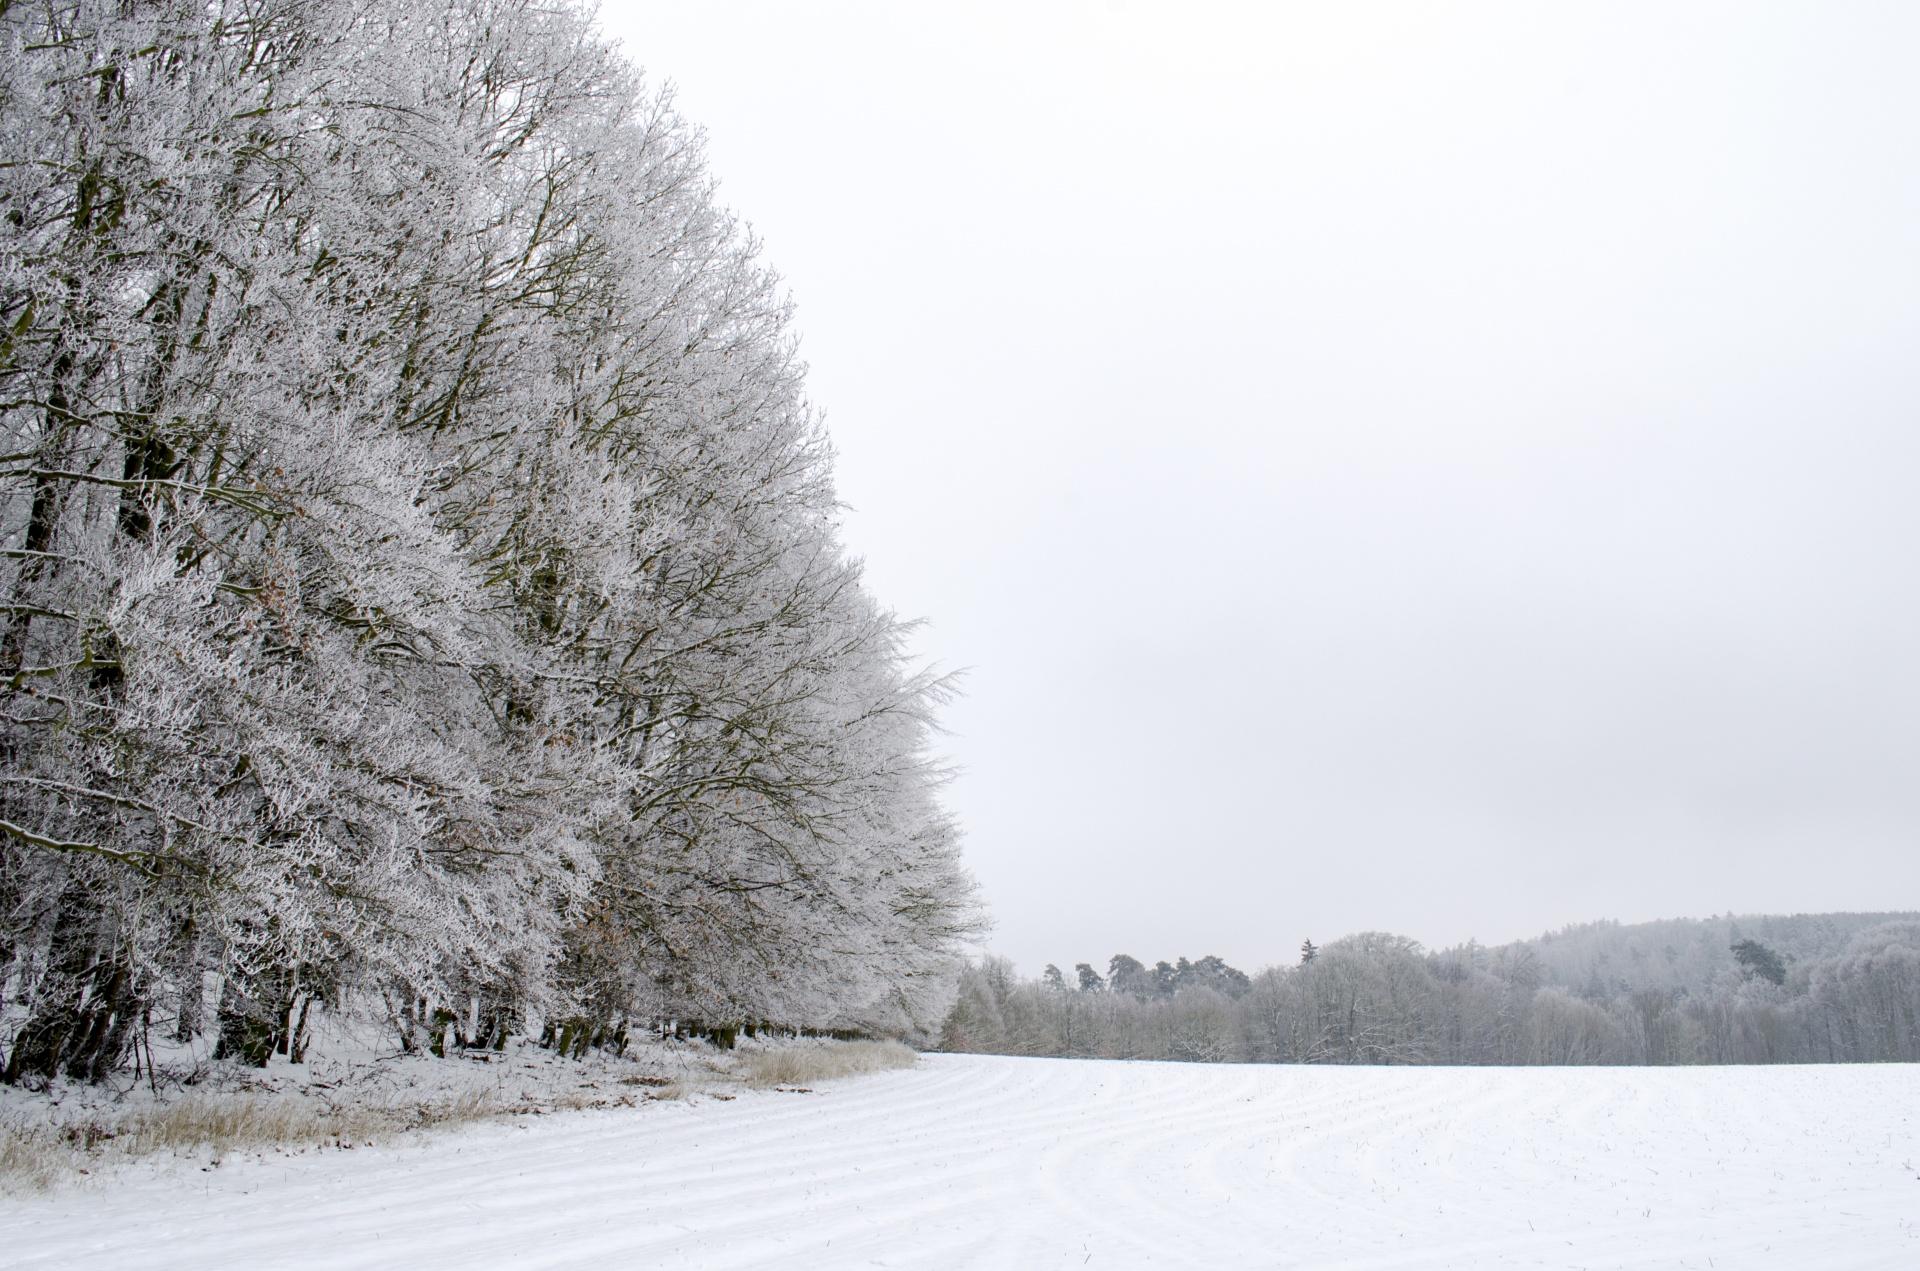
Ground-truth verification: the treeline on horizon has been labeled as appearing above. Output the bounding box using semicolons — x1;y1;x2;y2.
0;0;980;1087
941;912;1920;1065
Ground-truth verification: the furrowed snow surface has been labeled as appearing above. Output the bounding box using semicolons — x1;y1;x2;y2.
5;1053;1915;1269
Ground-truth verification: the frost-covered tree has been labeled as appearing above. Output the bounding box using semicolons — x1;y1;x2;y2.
0;0;978;1083
1106;954;1149;998
1806;922;1920;1062
1173;954;1251;998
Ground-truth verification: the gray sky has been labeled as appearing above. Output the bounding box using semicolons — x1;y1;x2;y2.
599;1;1920;974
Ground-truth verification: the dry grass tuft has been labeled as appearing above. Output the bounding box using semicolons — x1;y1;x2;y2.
1;1117;74;1191
110;1087;501;1156
113;1095;373;1155
738;1039;918;1089
0;1088;506;1191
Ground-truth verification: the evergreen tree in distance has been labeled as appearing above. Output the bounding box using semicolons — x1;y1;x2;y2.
1108;954;1151;998
1730;939;1787;986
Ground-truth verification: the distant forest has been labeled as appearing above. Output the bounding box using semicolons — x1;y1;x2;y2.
941;913;1920;1065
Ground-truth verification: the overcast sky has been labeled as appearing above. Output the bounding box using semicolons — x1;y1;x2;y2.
599;1;1920;974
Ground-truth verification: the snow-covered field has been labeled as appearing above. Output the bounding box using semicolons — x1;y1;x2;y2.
4;1053;1915;1269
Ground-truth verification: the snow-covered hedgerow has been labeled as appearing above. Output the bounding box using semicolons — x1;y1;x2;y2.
0;0;981;1085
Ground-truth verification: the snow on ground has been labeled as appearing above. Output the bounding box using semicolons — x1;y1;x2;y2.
4;1053;1915;1269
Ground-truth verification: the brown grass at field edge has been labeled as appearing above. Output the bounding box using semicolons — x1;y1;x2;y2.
0;1039;919;1191
737;1039;919;1089
0;1088;502;1191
